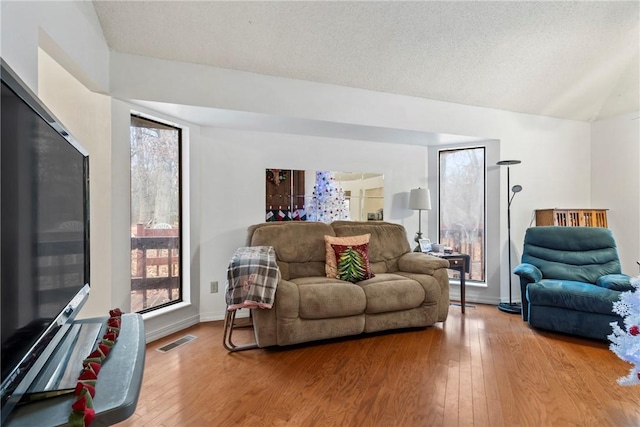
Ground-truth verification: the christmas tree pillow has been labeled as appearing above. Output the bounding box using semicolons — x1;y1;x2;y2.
324;234;371;278
331;243;375;283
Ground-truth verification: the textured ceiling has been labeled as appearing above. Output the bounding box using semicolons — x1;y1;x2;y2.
93;1;639;122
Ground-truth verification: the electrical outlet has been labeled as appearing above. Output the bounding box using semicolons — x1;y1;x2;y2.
210;281;218;293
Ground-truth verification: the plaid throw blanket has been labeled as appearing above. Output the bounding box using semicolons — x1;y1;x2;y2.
225;246;280;311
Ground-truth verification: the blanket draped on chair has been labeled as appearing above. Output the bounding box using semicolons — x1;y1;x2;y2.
225;246;280;311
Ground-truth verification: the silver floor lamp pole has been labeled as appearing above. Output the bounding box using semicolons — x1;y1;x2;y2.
497;160;523;314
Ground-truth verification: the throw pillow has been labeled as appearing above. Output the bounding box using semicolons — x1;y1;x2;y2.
324;234;371;278
331;242;375;283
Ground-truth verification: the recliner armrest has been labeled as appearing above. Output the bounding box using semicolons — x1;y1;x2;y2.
595;274;634;292
514;263;541;322
398;252;449;275
513;263;542;284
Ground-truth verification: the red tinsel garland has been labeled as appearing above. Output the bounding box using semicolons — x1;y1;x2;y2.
68;309;123;427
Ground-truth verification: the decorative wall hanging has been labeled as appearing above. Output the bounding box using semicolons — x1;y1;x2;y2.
266;169;288;186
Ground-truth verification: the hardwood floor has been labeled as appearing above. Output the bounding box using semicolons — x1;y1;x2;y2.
114;304;640;427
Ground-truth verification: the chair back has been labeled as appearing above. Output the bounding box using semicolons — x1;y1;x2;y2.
521;226;622;283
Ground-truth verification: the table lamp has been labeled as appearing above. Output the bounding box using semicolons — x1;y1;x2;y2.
409;187;431;252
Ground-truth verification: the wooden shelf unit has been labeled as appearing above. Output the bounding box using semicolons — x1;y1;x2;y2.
535;209;608;228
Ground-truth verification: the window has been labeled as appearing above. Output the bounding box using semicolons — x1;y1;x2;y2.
130;115;182;312
439;147;486;282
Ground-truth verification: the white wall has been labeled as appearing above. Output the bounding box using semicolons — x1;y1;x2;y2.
591;113;640;275
4;1;612;336
112;53;592;307
2;3;205;340
1;1;109;94
2;1;115;319
37;49;115;319
197;128;428;320
38;69;205;337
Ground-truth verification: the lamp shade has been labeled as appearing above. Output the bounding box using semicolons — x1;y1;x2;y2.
409;188;431;210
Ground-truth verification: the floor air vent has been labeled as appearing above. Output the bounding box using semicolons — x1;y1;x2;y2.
157;334;197;353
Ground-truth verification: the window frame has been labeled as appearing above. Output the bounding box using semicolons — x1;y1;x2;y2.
130;114;184;314
437;146;487;284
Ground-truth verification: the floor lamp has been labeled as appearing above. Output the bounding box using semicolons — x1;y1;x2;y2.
409;188;431;252
497;160;523;314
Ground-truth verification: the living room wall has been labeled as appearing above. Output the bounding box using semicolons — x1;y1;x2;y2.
110;52;594;319
195;127;430;320
36;49;117;319
6;1;638;341
591;113;640;275
1;1;116;320
1;1;109;95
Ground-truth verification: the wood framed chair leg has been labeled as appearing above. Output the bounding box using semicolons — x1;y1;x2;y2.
223;309;259;352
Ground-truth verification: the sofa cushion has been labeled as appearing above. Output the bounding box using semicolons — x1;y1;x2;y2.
292;277;367;319
332;242;374;283
395;272;443;304
248;222;334;280
527;279;620;315
358;274;426;314
324;233;370;278
521;226;622;283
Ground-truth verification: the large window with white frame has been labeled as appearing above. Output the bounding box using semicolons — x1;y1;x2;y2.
130;115;182;313
438;147;486;282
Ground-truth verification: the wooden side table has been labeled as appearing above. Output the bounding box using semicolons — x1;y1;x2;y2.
428;252;471;313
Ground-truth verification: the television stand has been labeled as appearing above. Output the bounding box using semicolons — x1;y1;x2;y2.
23;322;104;403
5;314;145;427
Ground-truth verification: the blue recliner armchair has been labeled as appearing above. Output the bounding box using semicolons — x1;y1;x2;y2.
514;226;633;340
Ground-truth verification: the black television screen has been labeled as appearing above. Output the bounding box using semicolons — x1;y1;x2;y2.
1;61;90;420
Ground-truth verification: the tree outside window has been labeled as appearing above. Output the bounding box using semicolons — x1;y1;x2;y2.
130;116;182;312
439;147;486;282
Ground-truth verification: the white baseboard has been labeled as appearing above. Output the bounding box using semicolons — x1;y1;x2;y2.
145;309;252;342
144;314;200;343
449;292;502;306
199;309;250;323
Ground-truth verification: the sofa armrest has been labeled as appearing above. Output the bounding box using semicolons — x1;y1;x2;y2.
398;252;449;275
596;274;634;291
397;253;450;323
513;263;542;284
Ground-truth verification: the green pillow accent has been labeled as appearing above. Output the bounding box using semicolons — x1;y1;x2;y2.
331;243;374;283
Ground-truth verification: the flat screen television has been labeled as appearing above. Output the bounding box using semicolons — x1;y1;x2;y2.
1;60;90;423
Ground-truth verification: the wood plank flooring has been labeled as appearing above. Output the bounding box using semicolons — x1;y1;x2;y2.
114;304;640;427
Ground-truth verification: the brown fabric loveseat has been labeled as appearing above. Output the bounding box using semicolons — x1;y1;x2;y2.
246;220;450;347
